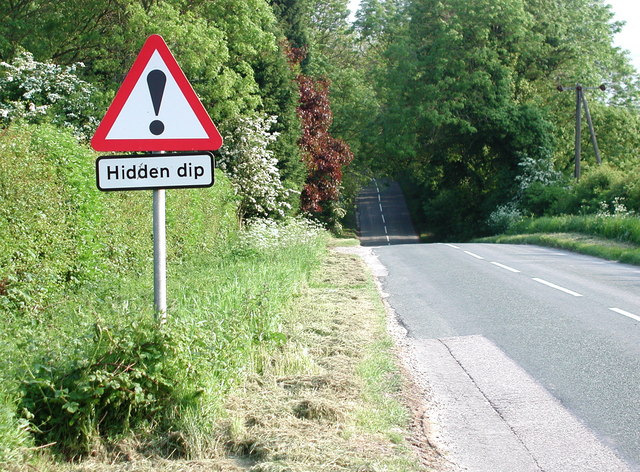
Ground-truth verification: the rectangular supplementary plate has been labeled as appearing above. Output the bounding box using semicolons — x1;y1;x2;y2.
96;152;214;191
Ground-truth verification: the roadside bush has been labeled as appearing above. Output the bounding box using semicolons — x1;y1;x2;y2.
572;164;627;214
626;179;640;213
424;186;485;241
520;181;569;216
486;203;522;234
517;164;640;220
515;151;563;197
20;323;182;459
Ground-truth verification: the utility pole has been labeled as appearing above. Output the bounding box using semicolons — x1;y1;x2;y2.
557;84;606;180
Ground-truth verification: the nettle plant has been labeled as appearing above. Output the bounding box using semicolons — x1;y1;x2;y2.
218;113;297;221
0;51;99;138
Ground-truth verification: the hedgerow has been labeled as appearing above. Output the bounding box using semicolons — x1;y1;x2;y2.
0;122;328;463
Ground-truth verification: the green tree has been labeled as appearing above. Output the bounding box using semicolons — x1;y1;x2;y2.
371;0;554;238
364;0;640;239
269;0;311;50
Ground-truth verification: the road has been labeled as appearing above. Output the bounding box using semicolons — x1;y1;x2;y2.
356;179;420;246
356;180;640;471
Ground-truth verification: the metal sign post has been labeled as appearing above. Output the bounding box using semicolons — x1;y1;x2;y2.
153;188;167;322
153;152;167;323
91;34;222;324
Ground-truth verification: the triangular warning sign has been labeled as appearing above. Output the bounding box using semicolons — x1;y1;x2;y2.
91;35;222;152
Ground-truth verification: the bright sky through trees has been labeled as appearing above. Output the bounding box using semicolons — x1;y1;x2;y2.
607;0;640;71
347;0;640;72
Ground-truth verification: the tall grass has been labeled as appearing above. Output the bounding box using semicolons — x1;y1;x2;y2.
510;214;640;246
0;123;328;464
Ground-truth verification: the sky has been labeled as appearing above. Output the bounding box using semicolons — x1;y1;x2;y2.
346;0;640;72
607;0;640;72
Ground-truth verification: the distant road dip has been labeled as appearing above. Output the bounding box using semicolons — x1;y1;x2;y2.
96;153;214;191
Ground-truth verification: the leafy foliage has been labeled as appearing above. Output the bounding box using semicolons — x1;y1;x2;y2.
0;52;100;137
20;324;179;458
294;70;354;229
218;114;297;220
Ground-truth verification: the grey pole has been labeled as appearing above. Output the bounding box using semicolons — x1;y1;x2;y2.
575;85;582;180
153;153;167;324
581;93;602;165
557;83;606;179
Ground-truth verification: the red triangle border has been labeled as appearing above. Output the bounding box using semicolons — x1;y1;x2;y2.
91;35;222;152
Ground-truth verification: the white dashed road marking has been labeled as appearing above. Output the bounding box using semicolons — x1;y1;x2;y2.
532;278;583;297
609;308;640;323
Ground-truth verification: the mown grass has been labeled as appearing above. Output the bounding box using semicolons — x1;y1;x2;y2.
11;242;429;471
478;214;640;265
193;244;428;472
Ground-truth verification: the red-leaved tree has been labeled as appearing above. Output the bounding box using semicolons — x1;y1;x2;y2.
288;46;354;228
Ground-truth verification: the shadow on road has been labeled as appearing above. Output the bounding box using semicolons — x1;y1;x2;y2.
356;179;421;247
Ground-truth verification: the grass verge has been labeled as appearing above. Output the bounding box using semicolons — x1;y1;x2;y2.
207;244;425;471
15;239;427;471
477;232;640;265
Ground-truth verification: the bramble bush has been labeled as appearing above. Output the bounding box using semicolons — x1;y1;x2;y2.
20;323;181;458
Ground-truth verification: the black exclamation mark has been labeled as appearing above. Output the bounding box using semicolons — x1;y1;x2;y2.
147;69;166;135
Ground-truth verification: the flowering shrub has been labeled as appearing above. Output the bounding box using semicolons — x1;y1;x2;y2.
515;151;563;196
218;113;297;220
596;197;635;217
486;203;523;234
0;52;99;138
240;216;326;251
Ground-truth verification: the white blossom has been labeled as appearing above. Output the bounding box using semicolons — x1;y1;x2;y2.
0;51;99;138
218;113;298;220
240;216;325;251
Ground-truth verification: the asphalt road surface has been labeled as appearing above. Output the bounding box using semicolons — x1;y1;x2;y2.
356;179;420;246
356;180;640;471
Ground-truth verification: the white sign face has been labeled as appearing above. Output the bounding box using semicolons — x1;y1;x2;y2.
105;51;209;141
96;153;214;191
90;34;222;152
